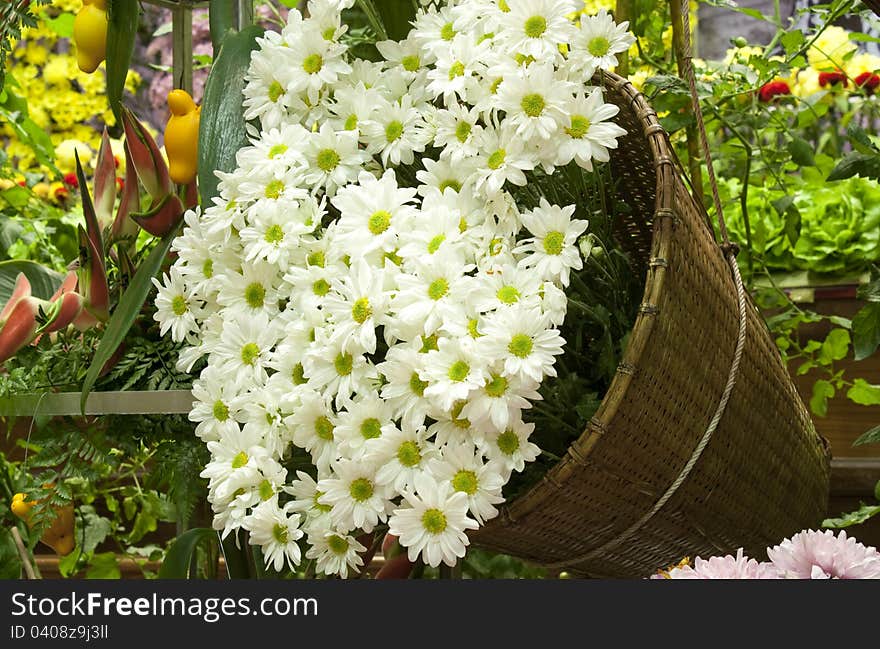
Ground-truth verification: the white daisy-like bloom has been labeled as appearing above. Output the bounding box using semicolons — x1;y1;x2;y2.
211;313;279;382
189;367;247;442
244;497;304;572
302;123;371;195
473;124;536;196
494;62;574;140
483;417;540;474
334;394;396;460
369;423;439;492
305;528;366;577
570;8;636;77
555;88;627;171
514;197;589;286
361;95;432;167
496;0;578;61
287;390;339;473
318;459;393;533
160;1;634;575
422;336;489;411
389;472;479;567
479;304;565;382
431;101;484;162
331;169;418;257
153;266;203;342
429;442;505;524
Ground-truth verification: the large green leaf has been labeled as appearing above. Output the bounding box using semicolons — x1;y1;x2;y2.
221;530;252;579
198;25;264;207
158;528;217;578
0;260;63;305
373;0;417;41
105;0;140;132
0;528;22;579
208;0;237;52
847;379;880;406
79;227;178;412
852;302;880;361
853;425;880;447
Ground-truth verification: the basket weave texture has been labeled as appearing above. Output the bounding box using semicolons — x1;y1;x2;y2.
470;72;832;578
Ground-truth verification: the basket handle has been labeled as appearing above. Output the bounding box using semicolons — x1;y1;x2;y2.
543;3;750;572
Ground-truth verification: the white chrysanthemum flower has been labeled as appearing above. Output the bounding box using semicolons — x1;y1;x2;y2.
469;264;542;313
555;89;626;171
362;95;432;166
215;261;282;317
427;400;476;447
462;368;541;433
285;23;352;103
331;169;418;257
239;200;315;266
318;459;393;533
496;0;578;61
428;442;505;524
514;197;589;286
201;425;269;487
369;423;438;492
389;472;479;567
334;394;397;460
287;389;339;473
426;33;488;103
303;335;379;408
153;266;203;343
287;470;334;527
415;157;477;196
494;62;574;140
190;367;247;442
302;123;371;195
431;101;484;162
479;304;565;382
306;529;366;577
244;497;304;572
539;279;568;326
377;341;433;430
235;125;308;177
211;312;280;382
483;417;540;474
571;8;636;76
422;336;489;411
473;125;536;196
328;83;382;134
242;42;299;130
393;254;475;337
377;34;431;78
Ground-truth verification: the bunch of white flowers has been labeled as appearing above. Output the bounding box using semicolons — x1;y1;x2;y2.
155;0;634;574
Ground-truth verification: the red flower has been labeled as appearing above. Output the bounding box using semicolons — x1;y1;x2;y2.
855;71;880;94
818;69;848;88
62;172;78;187
758;80;792;102
116;177;125;191
52;185;69;202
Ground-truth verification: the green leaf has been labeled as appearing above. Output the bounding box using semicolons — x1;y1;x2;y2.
852;303;880;361
79;227;179;412
780;29;805;55
847;124;879;155
86;552;121;579
105;0;140;131
788;137;815;167
0;260;63;304
817;328;850;365
810;379;835;417
373;0;417;41
858;272;880;303
221;530;252;579
827;152;880;181
823;503;880;528
158;528;218;579
43;12;75;38
853;424;880;447
0;185;31;210
0;528;22;579
198;25;265;207
846;379;880;406
81;506;113;555
209;0;237;52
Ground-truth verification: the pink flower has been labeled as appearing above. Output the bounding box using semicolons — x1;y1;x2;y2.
767;529;880;579
658;548;779;579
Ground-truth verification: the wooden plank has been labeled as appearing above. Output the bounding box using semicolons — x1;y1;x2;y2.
0;390;194;417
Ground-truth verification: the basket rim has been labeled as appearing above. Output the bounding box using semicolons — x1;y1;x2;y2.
482;70;684;529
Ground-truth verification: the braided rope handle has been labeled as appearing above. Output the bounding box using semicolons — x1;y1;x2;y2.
543;1;749;572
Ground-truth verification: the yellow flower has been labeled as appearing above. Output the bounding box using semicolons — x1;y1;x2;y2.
845;52;880;78
792;67;821;97
808;25;856;70
24;42;50;66
42;57;70;87
723;45;765;67
55;139;93;172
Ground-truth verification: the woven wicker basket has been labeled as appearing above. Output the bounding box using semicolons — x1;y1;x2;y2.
470;72;832;578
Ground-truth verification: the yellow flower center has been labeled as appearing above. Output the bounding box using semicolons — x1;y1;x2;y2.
452;469;478;495
213;400;229;422
422;508;448;534
312;279;331;296
268;80;284;102
231;451;248;469
272;523;289;544
268;143;288;158
455;120;472;143
402;54;421;72
524;15;547;38
316;148;340;171
396;440;422;467
448;360;470;382
484;374;509;398
497;285;520;304
171;294;187;316
315;415;335;441
428;277;449;300
349;477;373;502
302;53;323;74
327;534;349;554
508;333;533;358
543;231;564;255
334;352;353;376
360;417;382;440
566;115;591;139
265;179;284;199
264;224;284;244
497;430;520;455
448;61;465;79
351;297;372;324
521;93;545;117
240;343;260;365
588;36;610;57
385;120;404;143
244;282;266;308
368;210;392;235
487;148;506;169
409;372;428;396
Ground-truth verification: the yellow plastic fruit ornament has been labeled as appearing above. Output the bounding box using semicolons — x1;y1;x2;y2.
73;0;109;74
164;89;201;185
10;491;76;557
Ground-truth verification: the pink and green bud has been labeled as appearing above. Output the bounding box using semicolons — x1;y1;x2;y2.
0;295;41;364
93;128;118;231
0;273;32;323
76;225;110;323
110;142;141;250
122;106;172;200
131;192;185;238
